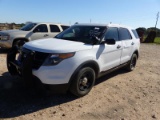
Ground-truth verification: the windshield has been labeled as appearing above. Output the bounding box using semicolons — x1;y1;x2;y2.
55;25;107;44
20;23;37;31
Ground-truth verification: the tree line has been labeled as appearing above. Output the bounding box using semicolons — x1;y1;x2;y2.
136;27;160;43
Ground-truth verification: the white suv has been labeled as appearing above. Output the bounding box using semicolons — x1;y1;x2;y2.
7;23;140;97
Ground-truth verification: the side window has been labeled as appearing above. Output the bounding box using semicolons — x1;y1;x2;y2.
62;27;79;38
50;25;60;32
119;28;132;40
132;29;139;39
34;24;48;32
61;25;69;30
104;27;119;41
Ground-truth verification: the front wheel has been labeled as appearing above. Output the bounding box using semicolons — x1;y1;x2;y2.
13;40;26;51
69;67;95;97
126;54;137;71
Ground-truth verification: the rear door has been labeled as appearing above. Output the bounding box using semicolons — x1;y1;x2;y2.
119;28;133;64
48;24;61;37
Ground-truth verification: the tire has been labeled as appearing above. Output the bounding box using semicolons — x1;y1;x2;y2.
126;54;137;71
7;46;19;75
13;40;26;51
69;67;95;97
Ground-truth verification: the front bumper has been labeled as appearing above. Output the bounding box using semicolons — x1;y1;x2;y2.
0;40;12;48
7;47;35;85
7;47;77;93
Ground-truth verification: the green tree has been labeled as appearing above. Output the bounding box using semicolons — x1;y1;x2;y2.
136;27;146;42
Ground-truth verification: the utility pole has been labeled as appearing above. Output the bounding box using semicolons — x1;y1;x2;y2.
155;12;159;28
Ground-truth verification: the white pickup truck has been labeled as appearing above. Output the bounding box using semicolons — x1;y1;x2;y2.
0;22;69;49
7;23;140;97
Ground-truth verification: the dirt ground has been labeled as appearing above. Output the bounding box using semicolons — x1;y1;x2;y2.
0;44;160;120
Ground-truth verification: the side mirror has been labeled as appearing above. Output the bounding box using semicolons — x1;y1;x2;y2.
101;38;116;45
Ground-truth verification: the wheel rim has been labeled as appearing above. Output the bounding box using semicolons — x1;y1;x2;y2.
78;72;93;91
130;56;136;69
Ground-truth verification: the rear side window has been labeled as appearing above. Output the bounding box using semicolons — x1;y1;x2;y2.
50;25;60;32
104;27;119;41
119;28;132;40
132;29;139;39
61;25;69;30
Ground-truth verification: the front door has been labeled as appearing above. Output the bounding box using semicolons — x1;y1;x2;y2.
94;27;122;72
30;24;49;40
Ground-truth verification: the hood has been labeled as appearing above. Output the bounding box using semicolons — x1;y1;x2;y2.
24;38;93;53
0;29;30;35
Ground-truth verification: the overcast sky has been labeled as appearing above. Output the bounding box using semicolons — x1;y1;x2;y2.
0;0;160;28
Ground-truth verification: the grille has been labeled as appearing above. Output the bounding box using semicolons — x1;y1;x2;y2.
21;48;49;70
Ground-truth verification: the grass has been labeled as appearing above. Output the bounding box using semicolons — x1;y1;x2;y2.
154;37;160;44
142;37;160;44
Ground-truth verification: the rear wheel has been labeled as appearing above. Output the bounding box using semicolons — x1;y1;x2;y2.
70;67;95;97
126;53;137;71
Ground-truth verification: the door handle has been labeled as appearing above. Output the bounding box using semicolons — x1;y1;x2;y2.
44;34;49;37
131;42;134;45
117;45;121;49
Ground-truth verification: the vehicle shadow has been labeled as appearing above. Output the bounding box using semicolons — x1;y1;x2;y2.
0;72;77;118
0;69;127;119
0;48;9;54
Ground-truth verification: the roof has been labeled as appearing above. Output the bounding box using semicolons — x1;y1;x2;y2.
28;22;69;26
73;23;134;29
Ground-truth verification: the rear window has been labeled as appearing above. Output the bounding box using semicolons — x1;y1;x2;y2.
132;29;139;39
61;25;69;30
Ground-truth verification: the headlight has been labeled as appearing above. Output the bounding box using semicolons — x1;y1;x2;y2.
1;34;10;40
43;52;75;66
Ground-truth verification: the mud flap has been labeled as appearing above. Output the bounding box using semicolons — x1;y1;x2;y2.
7;46;19;75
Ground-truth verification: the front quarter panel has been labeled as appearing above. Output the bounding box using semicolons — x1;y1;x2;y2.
32;49;98;84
